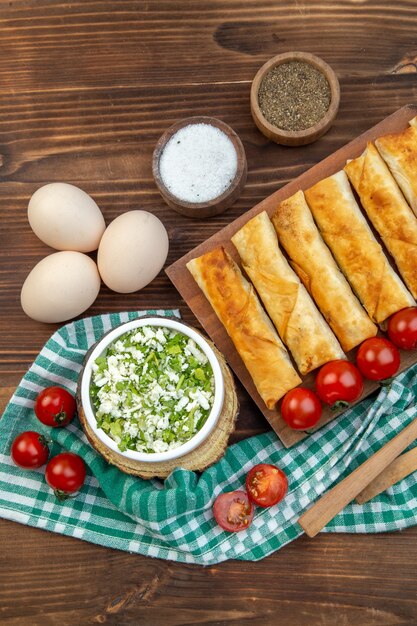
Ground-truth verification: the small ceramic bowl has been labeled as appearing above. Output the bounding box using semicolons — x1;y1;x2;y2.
80;317;225;463
153;116;247;218
251;51;340;146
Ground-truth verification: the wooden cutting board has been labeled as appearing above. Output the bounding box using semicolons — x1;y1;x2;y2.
166;104;417;447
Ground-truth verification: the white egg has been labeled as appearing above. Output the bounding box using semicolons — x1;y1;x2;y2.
28;183;106;252
98;210;169;293
21;251;101;323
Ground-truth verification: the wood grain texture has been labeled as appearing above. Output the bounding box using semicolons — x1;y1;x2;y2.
2;1;417;624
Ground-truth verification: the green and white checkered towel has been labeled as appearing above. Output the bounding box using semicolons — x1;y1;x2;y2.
1;310;417;565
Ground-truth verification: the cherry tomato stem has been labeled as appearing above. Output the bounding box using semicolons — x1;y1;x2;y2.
53;489;77;502
330;400;350;411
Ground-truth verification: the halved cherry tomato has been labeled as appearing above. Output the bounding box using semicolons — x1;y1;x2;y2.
357;337;400;381
315;360;363;407
45;453;86;501
281;388;322;430
11;431;49;469
388;307;417;350
246;464;288;508
35;386;76;428
213;491;254;532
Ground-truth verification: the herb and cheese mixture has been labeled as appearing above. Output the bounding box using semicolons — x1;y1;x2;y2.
90;326;215;454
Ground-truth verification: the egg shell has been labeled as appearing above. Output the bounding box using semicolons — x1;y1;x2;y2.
28;183;106;252
98;210;169;293
21;251;101;323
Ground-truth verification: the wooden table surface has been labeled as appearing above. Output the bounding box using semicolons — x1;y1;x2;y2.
1;1;417;624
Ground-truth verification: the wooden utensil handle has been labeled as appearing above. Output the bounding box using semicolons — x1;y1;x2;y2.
298;416;417;537
355;447;417;504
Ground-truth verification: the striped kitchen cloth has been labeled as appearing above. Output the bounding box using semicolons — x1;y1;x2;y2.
1;309;417;565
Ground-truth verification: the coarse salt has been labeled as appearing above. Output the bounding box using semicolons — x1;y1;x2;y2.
159;123;238;203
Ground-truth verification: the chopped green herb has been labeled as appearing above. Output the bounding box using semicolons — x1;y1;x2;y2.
194;368;205;381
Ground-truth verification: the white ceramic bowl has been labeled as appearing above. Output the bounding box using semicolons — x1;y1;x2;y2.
80;317;225;463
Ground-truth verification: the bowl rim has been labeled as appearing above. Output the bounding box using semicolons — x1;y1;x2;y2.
250;51;340;146
152;116;247;218
80;317;225;463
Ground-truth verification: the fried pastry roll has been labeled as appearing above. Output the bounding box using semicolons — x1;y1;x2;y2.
375;123;417;216
187;246;301;408
345;141;417;300
272;190;377;351
305;169;414;322
232;211;345;375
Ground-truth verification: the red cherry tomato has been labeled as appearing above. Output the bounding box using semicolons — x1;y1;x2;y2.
11;431;49;469
45;453;86;500
213;491;254;532
357;337;400;381
246;464;288;508
281;388;322;430
388;307;417;350
316;360;364;406
35;386;76;427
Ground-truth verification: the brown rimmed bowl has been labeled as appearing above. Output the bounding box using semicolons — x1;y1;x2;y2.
250;51;340;146
152;116;247;218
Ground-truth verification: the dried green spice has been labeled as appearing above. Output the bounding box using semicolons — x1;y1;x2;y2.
258;61;331;131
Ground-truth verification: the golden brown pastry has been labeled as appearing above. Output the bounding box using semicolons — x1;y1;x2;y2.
345;141;417;300
305;170;414;323
186;246;301;409
272;190;377;352
231;211;345;375
375;123;417;216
